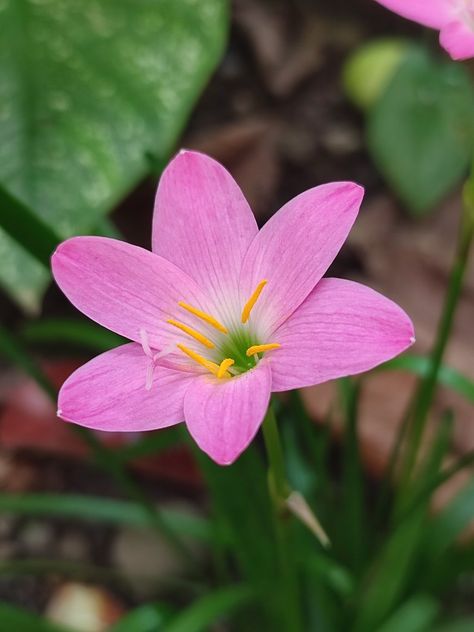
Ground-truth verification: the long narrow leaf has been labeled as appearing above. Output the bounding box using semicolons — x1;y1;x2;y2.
378;355;474;404
109;603;173;632
0;493;211;541
375;595;439;632
22;318;125;352
165;585;254;632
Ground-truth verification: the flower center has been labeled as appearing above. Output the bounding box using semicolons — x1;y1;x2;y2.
169;279;280;379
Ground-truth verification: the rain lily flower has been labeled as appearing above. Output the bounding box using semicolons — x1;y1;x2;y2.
52;151;414;465
374;0;474;60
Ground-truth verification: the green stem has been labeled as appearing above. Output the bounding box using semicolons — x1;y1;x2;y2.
261;406;302;632
261;406;291;501
397;187;474;507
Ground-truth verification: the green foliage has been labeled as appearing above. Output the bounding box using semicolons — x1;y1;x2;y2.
366;46;474;215
343;38;408;110
0;603;68;632
0;492;211;541
0;0;228;310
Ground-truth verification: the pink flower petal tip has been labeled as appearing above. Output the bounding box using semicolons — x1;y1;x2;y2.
374;0;474;60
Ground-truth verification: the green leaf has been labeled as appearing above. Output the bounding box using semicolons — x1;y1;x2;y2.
0;603;68;632
165;585;254;632
375;595;439;632
376;354;474;405
368;46;474;215
22;318;125;352
191;439;278;629
110;604;173;632
338;378;367;573
424;478;474;558
0;0;228;309
354;505;428;631
434;618;474;632
343;38;409;110
0;492;212;541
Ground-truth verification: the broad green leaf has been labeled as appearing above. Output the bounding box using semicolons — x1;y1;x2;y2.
368;46;474;215
0;492;211;541
165;585;254;632
0;0;228;309
0;603;67;632
375;595;439;632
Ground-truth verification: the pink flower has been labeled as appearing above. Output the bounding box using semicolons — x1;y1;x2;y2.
374;0;474;60
52;151;414;465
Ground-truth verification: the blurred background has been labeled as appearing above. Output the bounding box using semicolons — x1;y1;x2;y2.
0;0;474;630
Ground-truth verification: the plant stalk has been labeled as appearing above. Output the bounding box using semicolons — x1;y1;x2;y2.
397;183;474;509
261;405;302;632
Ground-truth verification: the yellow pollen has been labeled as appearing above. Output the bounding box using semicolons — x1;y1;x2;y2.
217;358;235;379
178;301;228;334
241;279;267;323
167;319;214;349
177;344;220;376
246;343;281;357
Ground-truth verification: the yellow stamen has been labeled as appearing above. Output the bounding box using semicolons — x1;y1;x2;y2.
177;344;220;376
241;279;267;323
217;358;235;379
178;301;228;334
167;319;214;349
246;343;281;357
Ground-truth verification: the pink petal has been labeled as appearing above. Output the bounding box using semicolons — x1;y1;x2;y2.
239;183;364;336
52;236;211;351
373;1;450;29
58;344;195;431
183;361;272;465
152;150;258;316
270;278;415;391
440;20;474;60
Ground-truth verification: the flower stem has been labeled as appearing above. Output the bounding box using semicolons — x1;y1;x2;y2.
261;406;302;632
397;183;474;509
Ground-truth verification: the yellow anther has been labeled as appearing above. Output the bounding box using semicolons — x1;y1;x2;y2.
178;301;228;334
246;343;281;357
241;279;267;323
167;319;214;349
177;344;220;376
217;358;235;379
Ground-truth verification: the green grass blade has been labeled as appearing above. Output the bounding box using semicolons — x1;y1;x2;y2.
0;493;211;541
165;585;254;632
375;595;439;632
338;378;367;573
22;318;125;352
110;604;173;632
0;326;197;563
377;355;474;404
423;478;474;558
